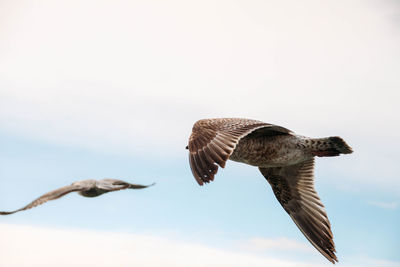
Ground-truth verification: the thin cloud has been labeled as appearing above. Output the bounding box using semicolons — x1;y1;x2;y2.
1;223;398;267
239;237;314;253
0;223;322;267
368;201;398;210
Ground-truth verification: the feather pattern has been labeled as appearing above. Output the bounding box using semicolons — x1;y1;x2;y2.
188;118;292;185
259;159;337;263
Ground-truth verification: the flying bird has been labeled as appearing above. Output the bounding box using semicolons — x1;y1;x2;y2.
0;179;155;215
187;118;353;263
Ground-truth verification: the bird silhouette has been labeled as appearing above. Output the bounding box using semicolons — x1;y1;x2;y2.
187;118;353;264
0;179;155;215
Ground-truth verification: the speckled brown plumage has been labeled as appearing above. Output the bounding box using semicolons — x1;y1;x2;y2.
187;118;353;264
0;179;154;215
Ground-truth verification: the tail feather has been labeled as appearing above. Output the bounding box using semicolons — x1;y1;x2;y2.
328;136;353;154
312;136;353;157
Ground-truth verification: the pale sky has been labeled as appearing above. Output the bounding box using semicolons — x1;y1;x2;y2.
0;0;399;266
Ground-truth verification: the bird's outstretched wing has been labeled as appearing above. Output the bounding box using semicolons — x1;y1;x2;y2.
188;118;291;185
259;158;338;263
97;179;155;191
0;184;84;215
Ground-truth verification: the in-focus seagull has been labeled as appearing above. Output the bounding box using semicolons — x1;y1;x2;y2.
186;118;353;263
0;179;155;215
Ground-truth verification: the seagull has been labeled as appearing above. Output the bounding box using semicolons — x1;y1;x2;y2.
186;118;353;263
0;179;155;215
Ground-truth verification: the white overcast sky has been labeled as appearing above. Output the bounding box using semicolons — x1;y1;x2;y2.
1;0;399;191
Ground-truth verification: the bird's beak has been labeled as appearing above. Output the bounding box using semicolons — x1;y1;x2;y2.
185;145;188;150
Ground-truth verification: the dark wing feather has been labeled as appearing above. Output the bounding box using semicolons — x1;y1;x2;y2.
0;184;83;215
259;159;338;263
188;118;292;185
97;179;155;191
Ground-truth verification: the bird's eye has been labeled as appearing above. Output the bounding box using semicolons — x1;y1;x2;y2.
185;145;189;150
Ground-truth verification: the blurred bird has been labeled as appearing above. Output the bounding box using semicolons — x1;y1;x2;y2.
187;118;353;264
0;179;155;215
